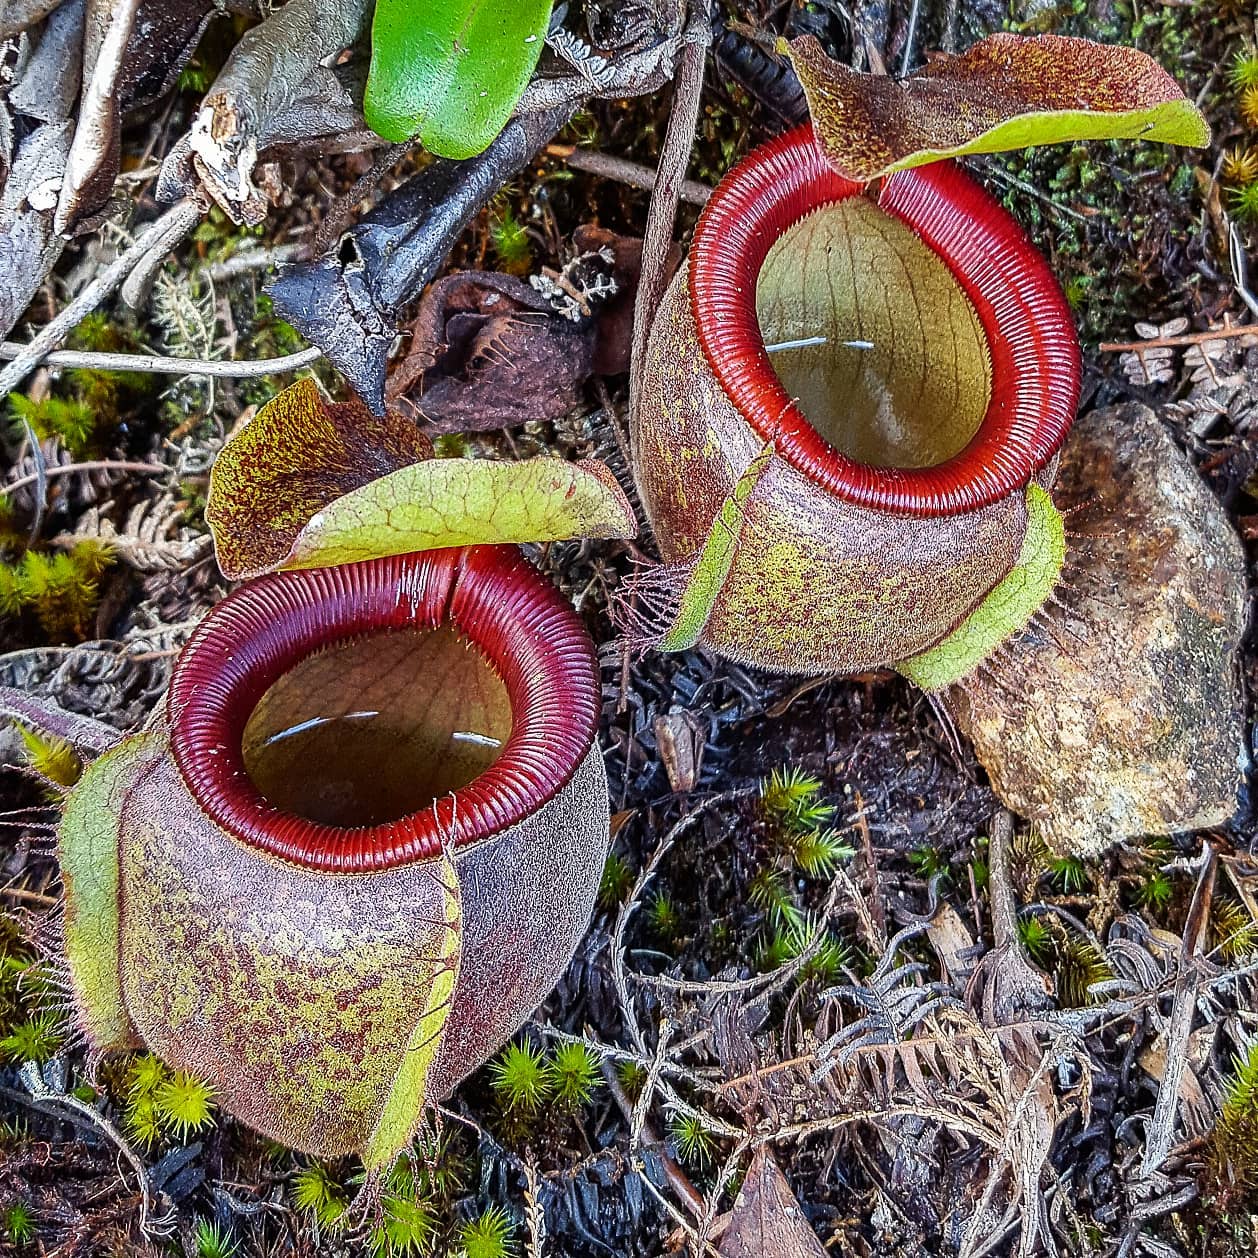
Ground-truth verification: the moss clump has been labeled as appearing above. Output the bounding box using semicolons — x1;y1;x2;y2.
0;542;115;642
1203;1041;1258;1209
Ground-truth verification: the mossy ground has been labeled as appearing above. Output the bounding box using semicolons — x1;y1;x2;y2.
2;2;1257;1255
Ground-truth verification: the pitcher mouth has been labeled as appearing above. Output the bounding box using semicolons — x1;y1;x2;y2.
167;546;599;872
688;123;1081;516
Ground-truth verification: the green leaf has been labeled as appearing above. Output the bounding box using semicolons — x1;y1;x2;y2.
206;379;635;579
280;456;635;572
365;0;552;154
785;32;1210;183
895;484;1065;691
658;445;773;652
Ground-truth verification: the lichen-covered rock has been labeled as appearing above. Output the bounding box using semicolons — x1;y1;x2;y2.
947;403;1249;855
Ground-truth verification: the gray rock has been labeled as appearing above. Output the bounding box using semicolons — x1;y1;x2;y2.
947;403;1249;855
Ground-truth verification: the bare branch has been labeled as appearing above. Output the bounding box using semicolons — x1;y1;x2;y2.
0;198;202;401
0;340;322;378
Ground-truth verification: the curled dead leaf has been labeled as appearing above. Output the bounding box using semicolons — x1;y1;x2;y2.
387;227;658;431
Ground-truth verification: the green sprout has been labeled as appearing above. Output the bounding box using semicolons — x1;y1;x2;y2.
459;1205;518;1258
1135;869;1174;913
1229;181;1258;222
127;1053;168;1099
1205;1040;1258;1205
124;1095;164;1147
1017;915;1052;966
8;394;96;453
3;1201;35;1247
758;766;837;833
1230;47;1258;92
489;206;532;276
14;724;82;789
193;1219;240;1258
646;891;683;940
410;1128;467;1201
1046;855;1089;894
372;1192;436;1257
748;868;803;930
292;1161;350;1230
1211;898;1258;963
1055;936;1112;1007
669;1113;717;1168
0;1013;62;1064
908;845;950;883
615;1060;647;1101
598;851;634;909
488;1042;552;1113
788;828;853;879
154;1070;216;1140
546;1041;602;1108
759;915;849;985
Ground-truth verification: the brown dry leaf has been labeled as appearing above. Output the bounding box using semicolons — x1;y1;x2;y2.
387;229;661;430
717;1148;827;1258
388;271;594;431
786;32;1209;183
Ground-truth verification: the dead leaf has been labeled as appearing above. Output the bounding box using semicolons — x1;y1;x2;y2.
652;709;705;794
387;229;655;431
786;32;1209;183
388;272;593;430
716;1148;827;1258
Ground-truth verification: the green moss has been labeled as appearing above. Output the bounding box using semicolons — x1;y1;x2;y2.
748;868;803;931
292;1161;350;1229
2;1200;35;1247
546;1041;602;1108
488;1041;552;1114
0;542;115;641
598;850;634;909
458;1206;517;1258
488;206;532;276
193;1219;239;1258
646;890;683;941
669;1113;717;1168
1046;855;1089;894
1204;1041;1258;1208
1017;915;1053;966
154;1070;216;1140
0;1013;62;1064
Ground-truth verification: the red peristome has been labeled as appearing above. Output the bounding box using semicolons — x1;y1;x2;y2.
689;123;1081;516
167;546;599;872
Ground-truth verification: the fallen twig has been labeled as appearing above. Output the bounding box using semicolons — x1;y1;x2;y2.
545;143;712;205
4;459;172;499
0;341;322;378
1099;321;1258;353
629;3;713;406
1139;842;1217;1177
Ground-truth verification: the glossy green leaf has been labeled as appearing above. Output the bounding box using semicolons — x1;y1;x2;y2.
786;32;1210;183
364;0;552;154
